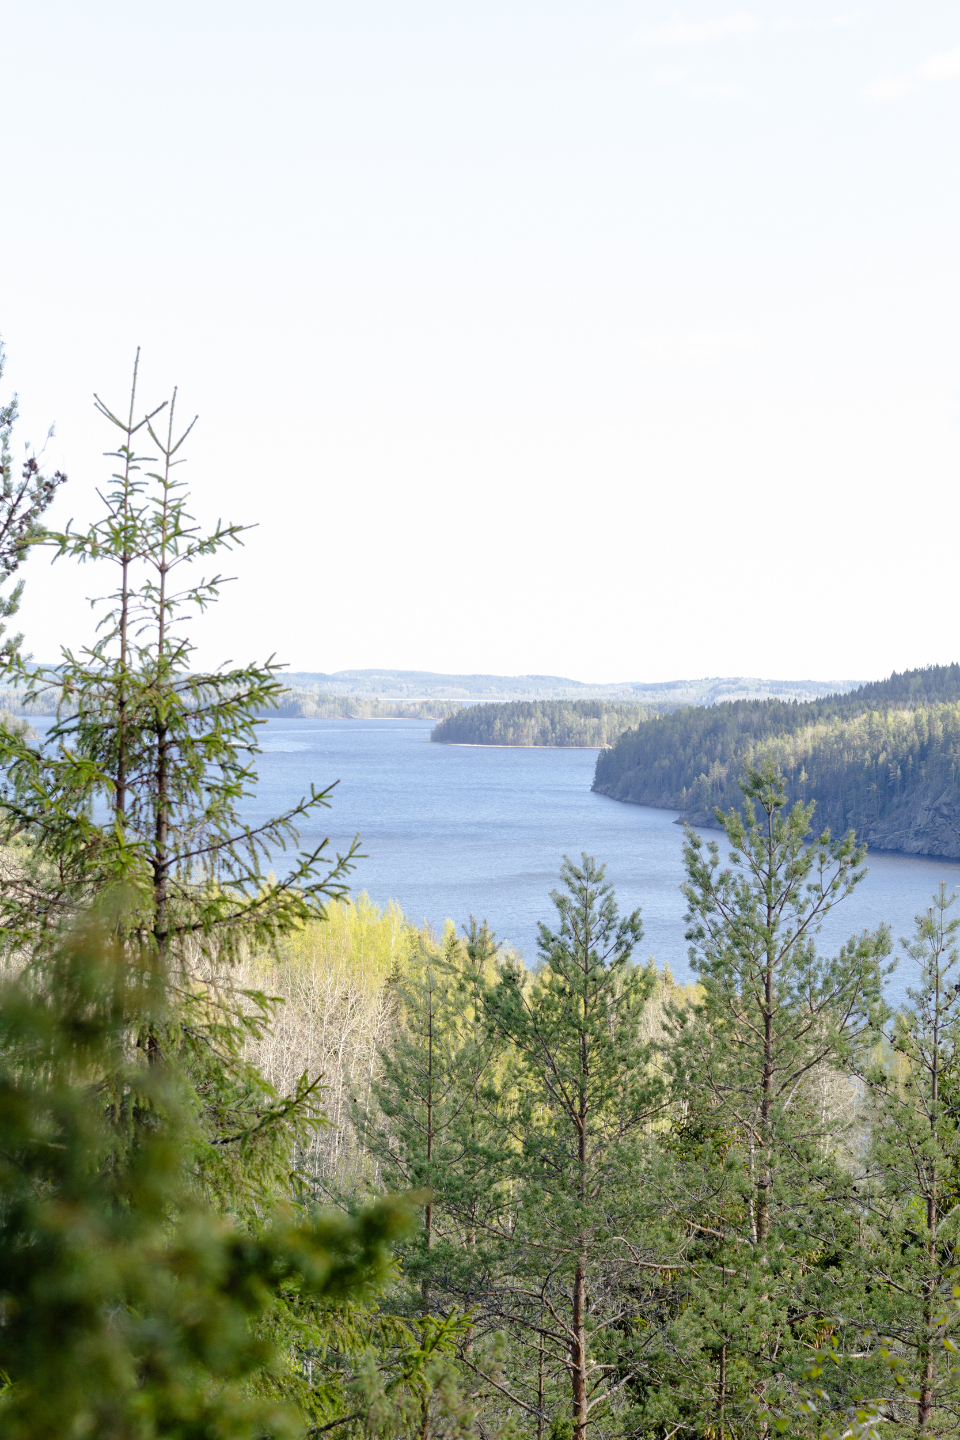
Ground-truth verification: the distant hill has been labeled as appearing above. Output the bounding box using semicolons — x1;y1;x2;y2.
593;663;960;859
282;670;589;700
0;684;463;725
0;667;863;721
282;669;860;704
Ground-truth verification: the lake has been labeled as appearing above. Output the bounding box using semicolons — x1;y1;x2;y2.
250;717;960;1007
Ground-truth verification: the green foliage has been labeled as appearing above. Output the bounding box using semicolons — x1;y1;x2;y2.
356;863;672;1438
485;855;665;1439
358;920;503;1249
0;917;412;1439
849;886;960;1435
13;350;960;1440
432;699;664;748
626;766;890;1438
0;355;452;1439
353;919;518;1421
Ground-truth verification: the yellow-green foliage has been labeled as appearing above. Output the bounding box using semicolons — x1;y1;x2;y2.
240;895;440;1187
272;891;411;991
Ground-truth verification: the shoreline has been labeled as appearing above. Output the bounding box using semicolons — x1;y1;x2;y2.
437;742;603;751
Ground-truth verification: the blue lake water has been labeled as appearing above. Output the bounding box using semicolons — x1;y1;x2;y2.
248;717;960;1008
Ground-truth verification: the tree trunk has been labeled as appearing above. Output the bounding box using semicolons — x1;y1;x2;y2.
717;1341;726;1439
571;1252;588;1440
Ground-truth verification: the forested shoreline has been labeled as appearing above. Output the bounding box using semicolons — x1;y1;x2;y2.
431;699;667;747
270;691;462;721
595;663;960;858
3;349;960;1440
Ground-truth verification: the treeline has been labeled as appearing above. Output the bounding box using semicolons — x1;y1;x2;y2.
431;698;664;747
595;662;960;856
235;810;960;1440
271;691;462;721
0;684;60;716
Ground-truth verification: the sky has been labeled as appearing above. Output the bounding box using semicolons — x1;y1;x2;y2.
1;0;958;685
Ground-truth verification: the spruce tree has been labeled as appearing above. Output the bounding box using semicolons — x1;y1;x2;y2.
0;355;356;959
354;918;519;1437
0;355;455;1436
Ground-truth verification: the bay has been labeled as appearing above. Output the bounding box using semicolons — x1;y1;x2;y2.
251;717;960;1008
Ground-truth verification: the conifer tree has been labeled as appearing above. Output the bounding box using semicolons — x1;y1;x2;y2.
354;919;520;1437
0;914;413;1439
0;355;356;959
358;919;507;1304
0;353;509;1438
643;764;889;1438
485;854;665;1440
855;886;960;1436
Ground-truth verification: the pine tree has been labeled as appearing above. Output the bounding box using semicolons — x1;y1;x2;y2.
855;886;960;1436
645;763;889;1438
485;854;665;1440
358;918;507;1301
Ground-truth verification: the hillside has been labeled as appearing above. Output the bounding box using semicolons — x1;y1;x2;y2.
431;699;665;747
593;663;960;859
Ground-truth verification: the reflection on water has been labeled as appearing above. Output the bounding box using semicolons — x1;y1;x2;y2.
248;718;960;1009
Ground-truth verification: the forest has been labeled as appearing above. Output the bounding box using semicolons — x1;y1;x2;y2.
431;700;664;748
594;665;960;858
269;692;462;721
3;350;960;1440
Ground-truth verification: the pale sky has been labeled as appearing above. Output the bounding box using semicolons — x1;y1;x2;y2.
2;1;958;684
